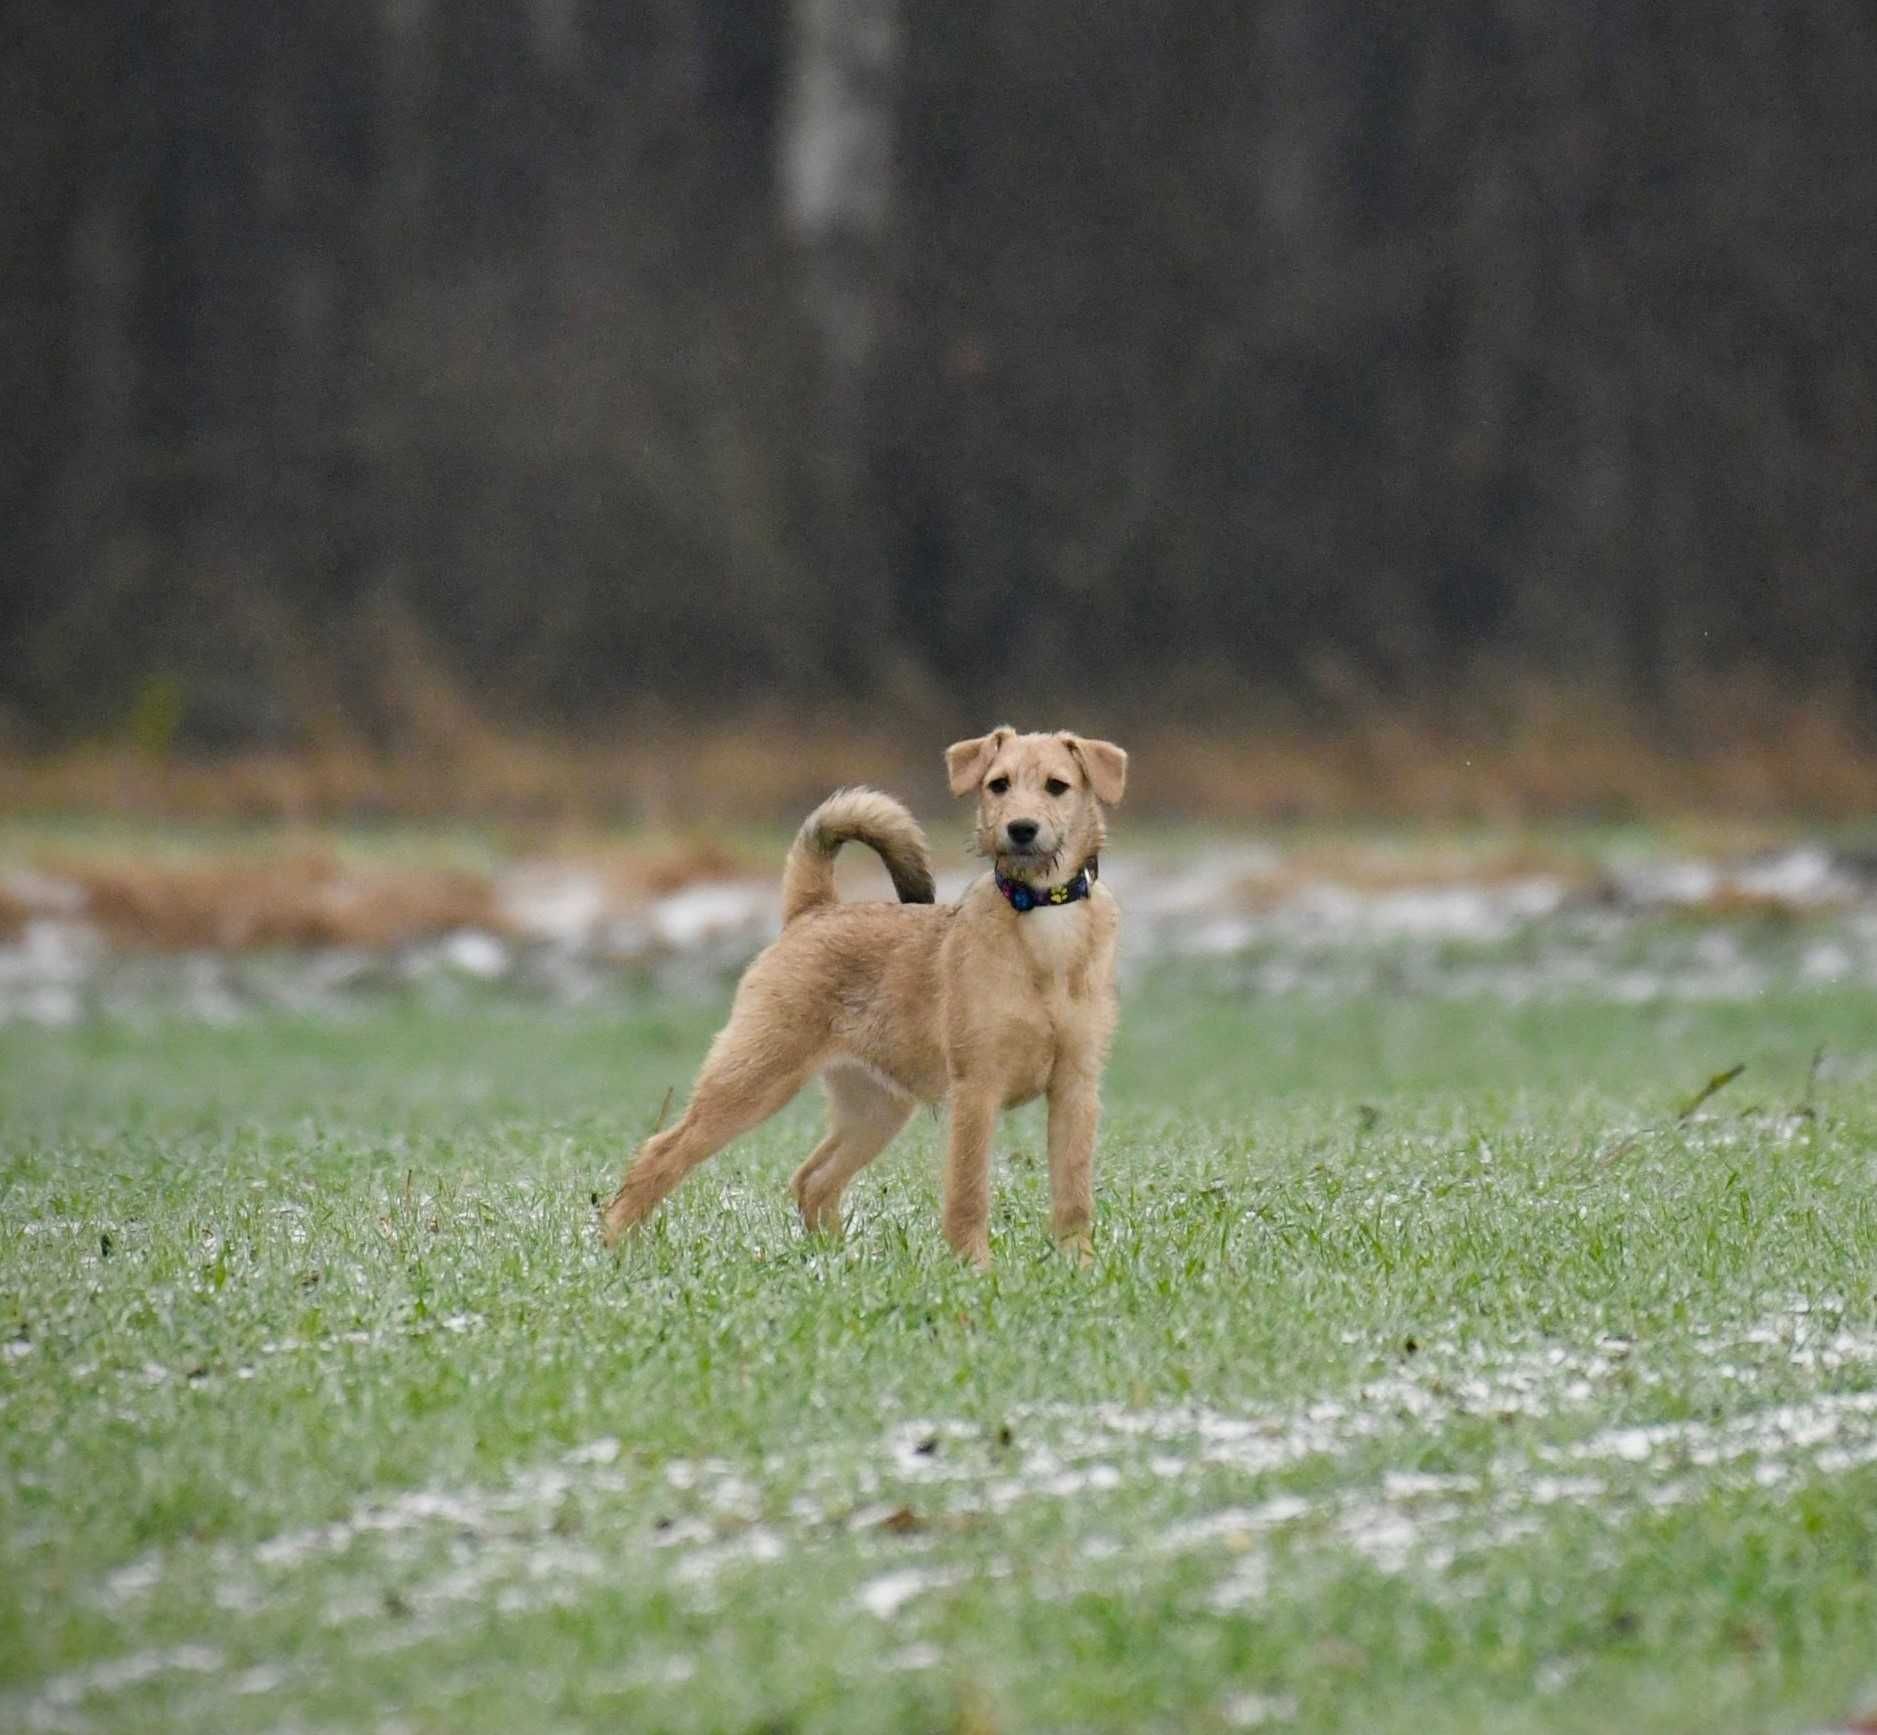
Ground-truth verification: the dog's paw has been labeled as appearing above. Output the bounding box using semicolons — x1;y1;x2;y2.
947;1234;993;1271
596;1191;637;1250
1055;1230;1094;1268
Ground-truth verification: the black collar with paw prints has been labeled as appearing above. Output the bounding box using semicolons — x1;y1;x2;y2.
993;857;1098;913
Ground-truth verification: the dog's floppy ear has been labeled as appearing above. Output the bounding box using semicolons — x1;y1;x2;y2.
945;727;1012;797
1062;734;1128;804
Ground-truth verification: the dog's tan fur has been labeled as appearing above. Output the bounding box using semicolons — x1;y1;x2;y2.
598;728;1127;1265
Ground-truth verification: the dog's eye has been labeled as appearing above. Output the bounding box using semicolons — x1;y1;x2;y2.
1045;778;1070;797
986;776;1010;795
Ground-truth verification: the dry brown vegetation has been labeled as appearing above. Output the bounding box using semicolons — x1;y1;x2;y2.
0;877;27;942
3;680;1874;828
1;680;1870;958
32;851;502;953
0;837;762;955
1130;682;1877;826
0;720;921;829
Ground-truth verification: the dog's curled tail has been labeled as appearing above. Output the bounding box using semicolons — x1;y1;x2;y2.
781;787;936;925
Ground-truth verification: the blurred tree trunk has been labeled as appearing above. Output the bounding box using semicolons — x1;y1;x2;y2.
780;0;902;687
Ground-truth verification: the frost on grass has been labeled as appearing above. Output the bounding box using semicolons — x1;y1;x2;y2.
16;1645;224;1728
75;1303;1877;1697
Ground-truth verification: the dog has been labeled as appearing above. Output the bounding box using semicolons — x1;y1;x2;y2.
598;727;1127;1265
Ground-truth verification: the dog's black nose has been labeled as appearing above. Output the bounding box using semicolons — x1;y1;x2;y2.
1006;820;1039;848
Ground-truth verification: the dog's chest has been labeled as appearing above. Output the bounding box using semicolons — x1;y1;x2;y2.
1018;904;1086;977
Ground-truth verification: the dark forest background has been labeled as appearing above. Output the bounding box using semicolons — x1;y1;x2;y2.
5;0;1876;754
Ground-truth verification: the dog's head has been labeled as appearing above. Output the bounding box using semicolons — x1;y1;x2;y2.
945;727;1127;886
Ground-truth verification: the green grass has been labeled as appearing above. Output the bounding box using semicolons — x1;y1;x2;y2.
4;982;1877;1732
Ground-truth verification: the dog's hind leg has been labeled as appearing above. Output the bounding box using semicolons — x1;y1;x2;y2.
600;1015;819;1247
790;1064;914;1235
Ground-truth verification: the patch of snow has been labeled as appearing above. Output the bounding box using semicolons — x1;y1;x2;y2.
671;1526;786;1586
884;1641;943;1671
498;867;608;945
1615;858;1720;907
1222;1689;1299;1726
31;1644;223;1710
1733;846;1855;906
439;930;507;979
650;883;774;951
855;1565;962;1619
231;1664;288;1695
2;869;88;916
564;1436;621;1467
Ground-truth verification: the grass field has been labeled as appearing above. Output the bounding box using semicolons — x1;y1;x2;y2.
4;977;1877;1732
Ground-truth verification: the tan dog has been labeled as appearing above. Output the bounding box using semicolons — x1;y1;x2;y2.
598;728;1126;1264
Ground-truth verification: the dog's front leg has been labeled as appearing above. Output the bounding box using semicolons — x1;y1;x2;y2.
1046;1064;1101;1257
941;1087;999;1267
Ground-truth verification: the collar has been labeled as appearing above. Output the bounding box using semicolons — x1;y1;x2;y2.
994;856;1098;914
